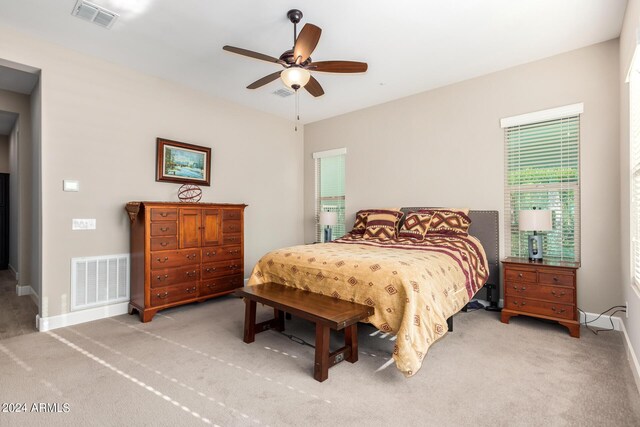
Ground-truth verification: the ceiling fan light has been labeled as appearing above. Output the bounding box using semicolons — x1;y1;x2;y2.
281;67;311;89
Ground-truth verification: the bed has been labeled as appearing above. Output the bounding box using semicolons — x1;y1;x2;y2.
246;208;499;377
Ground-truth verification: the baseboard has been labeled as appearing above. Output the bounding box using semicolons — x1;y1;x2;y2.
37;302;129;332
15;284;34;297
619;320;640;396
8;264;18;280
244;278;249;286
579;311;622;331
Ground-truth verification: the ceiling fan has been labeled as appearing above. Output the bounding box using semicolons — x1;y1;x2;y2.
223;9;368;97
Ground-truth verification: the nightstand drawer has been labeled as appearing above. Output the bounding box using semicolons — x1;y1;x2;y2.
539;272;574;287
505;298;574;320
505;269;537;283
505;282;574;304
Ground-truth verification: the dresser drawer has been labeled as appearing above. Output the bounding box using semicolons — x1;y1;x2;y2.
223;233;242;245
202;260;243;279
202;245;242;263
539;272;574;287
223;209;242;220
223;220;241;233
200;275;243;297
150;283;198;307
150;249;200;269
150;208;178;221
505;297;575;320
505;282;574;304
150;237;178;251
150;266;200;288
150;222;177;236
505;269;537;283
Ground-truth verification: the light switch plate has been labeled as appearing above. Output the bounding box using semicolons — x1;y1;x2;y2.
63;180;80;192
72;219;96;230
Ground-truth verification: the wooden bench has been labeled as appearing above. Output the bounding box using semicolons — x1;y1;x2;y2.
235;283;375;382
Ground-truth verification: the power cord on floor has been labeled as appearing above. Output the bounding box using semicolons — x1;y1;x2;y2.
578;305;627;335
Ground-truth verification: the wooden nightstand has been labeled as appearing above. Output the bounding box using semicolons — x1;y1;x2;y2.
500;257;580;338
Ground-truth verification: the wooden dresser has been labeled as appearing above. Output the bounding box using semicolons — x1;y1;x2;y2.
125;201;247;322
500;257;580;338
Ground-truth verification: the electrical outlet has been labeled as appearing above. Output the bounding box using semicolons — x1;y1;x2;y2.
72;219;96;230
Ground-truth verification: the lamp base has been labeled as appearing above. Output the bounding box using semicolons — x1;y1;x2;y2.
528;234;543;261
324;226;332;242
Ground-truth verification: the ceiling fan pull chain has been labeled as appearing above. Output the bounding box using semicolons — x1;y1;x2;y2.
295;90;299;131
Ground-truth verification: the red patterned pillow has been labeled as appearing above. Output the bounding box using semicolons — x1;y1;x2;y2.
419;209;471;235
363;212;402;240
351;209;403;235
398;212;434;241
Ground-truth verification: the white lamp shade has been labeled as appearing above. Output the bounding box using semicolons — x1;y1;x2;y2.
319;211;337;226
518;210;552;231
281;67;311;89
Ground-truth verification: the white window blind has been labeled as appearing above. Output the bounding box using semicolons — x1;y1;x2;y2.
504;112;581;262
630;67;640;289
314;149;346;242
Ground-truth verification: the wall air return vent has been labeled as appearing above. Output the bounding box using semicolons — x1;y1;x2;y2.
71;254;130;311
72;0;119;29
272;88;294;98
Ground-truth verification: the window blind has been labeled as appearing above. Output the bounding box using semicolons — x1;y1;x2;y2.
504;115;581;262
631;69;640;288
314;149;346;242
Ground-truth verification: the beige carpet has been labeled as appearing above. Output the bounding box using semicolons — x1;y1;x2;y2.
0;270;38;340
0;295;638;427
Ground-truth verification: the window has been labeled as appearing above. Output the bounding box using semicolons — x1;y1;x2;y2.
502;104;582;262
313;148;346;242
631;62;640;289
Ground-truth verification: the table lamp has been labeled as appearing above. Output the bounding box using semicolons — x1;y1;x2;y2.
518;209;552;261
319;211;337;242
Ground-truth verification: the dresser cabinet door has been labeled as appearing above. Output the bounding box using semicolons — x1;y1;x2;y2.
202;209;221;247
179;209;202;248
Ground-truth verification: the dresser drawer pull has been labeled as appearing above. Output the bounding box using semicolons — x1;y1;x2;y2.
156;292;169;299
205;251;217;257
206;267;217;273
553;276;559;282
227;237;238;242
160;212;169;217
228;250;240;255
156;274;169;281
228;264;240;269
156;257;169;263
513;301;526;307
185;271;197;277
160;227;169;232
513;285;526;291
186;287;197;293
551;290;566;297
518;273;523;278
551;306;566;314
160;242;169;247
186;254;197;260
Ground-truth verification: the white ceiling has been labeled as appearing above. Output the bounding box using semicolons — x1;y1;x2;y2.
0;0;628;124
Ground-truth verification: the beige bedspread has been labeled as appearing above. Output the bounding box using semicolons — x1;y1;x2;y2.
246;233;488;377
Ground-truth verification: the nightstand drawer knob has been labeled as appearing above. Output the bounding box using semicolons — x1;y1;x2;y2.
518;273;523;278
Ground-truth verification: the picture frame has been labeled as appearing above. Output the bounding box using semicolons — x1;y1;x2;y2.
156;138;211;186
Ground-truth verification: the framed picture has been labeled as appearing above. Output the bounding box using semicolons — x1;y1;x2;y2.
156;138;211;186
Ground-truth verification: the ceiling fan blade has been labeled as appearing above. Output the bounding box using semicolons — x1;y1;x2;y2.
308;60;368;73
293;24;322;64
223;45;281;64
304;76;324;97
247;71;282;89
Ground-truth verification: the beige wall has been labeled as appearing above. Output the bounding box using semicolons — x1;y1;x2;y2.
0;135;8;172
305;40;620;314
0;89;32;287
0;26;304;318
619;0;640;386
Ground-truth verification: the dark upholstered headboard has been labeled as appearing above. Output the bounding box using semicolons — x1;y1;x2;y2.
400;208;500;292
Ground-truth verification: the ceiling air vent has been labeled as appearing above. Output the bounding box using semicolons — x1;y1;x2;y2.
272;88;294;98
72;0;119;29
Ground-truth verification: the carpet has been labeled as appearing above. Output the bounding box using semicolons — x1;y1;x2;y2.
0;295;638;426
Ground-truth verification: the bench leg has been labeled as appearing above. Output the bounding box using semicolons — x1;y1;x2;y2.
314;324;330;382
345;324;358;363
243;299;257;343
274;309;285;332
